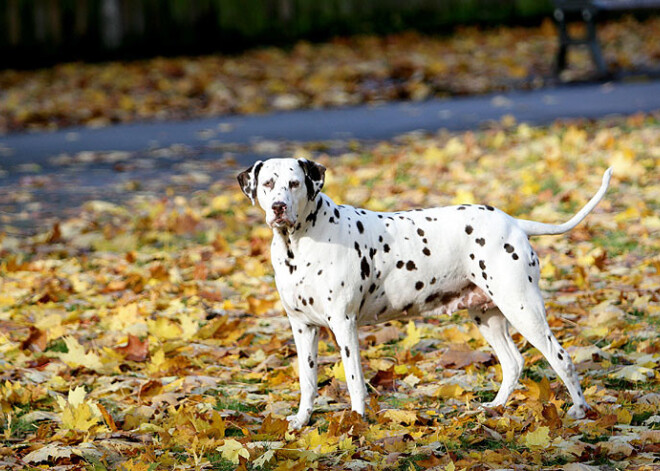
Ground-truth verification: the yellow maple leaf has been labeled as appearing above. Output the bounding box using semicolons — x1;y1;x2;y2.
147;349;167;375
217;439;249;464
523;426;551;449
609;365;655;382
35;314;65;341
400;321;421;349
383;409;417;425
330;361;346;382
302;429;338;453
58;337;102;371
179;313;198;340
436;383;465;399
56;386;102;432
147;317;182;340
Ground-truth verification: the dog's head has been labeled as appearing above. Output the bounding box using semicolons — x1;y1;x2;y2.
238;158;326;229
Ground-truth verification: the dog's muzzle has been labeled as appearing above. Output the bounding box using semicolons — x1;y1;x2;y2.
269;201;293;227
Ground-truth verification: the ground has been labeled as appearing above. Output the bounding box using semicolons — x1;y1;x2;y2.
0;110;659;469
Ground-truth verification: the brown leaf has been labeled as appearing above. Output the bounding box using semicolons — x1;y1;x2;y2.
115;334;149;362
200;290;223;302
97;403;118;432
21;326;48;353
46;222;62;244
363;324;402;346
369;367;396;391
193;262;208;280
438;344;493;369
257;414;289;439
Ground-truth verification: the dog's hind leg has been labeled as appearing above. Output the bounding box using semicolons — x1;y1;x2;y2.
494;289;590;419
468;307;524;409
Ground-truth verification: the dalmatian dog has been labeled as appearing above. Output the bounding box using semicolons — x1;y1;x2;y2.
238;158;612;429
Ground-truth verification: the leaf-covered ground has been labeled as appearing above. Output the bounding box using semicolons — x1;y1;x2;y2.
1;112;659;470
2;16;660;134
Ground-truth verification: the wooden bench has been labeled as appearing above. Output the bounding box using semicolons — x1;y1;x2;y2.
553;0;660;76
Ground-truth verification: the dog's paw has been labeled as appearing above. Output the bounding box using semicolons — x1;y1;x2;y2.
567;403;589;419
287;414;309;430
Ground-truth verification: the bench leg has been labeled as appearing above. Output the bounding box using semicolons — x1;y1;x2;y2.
585;12;608;77
553;9;569;77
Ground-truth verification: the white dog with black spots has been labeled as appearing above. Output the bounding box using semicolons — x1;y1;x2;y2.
238;158;612;429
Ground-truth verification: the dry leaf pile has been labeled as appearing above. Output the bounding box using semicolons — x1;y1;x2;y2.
2;16;660;134
1;113;659;470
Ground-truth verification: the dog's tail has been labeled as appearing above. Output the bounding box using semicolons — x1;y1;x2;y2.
516;167;612;237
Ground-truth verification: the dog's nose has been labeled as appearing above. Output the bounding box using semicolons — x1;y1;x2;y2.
272;202;287;214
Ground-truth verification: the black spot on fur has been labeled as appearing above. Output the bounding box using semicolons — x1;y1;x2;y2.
406;260;417;271
345;346;350;358
369;283;377;294
475;316;481;325
426;293;440;303
334;208;340;219
309;297;314;305
417;228;425;237
469;253;475;260
512;253;519;260
558;353;563;360
360;257;370;279
485;205;494;211
415;281;424;290
476;238;486;246
356;221;364;234
354;242;362;258
308;356;315;368
369;248;377;259
529;276;533;283
457;206;467;211
465;225;473;234
422;247;431;256
504;243;514;253
305;198;323;226
479;260;486;270
396;260;404;269
482;272;488;280
384;244;390;253
430;277;436;284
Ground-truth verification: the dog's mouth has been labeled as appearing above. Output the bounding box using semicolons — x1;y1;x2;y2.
269;216;294;228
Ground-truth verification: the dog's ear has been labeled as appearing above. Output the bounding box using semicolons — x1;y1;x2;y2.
298;159;326;200
237;160;263;205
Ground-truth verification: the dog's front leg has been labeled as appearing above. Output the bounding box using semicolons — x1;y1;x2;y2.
287;316;319;430
330;314;366;416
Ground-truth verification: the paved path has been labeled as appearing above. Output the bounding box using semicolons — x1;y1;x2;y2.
2;80;660;169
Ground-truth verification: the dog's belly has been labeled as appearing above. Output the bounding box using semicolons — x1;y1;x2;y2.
358;282;495;325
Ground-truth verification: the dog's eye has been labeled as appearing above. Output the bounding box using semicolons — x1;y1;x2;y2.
289;180;300;189
263;180;275;189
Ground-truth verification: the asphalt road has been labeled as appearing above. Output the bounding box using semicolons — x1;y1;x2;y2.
2;79;660;169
